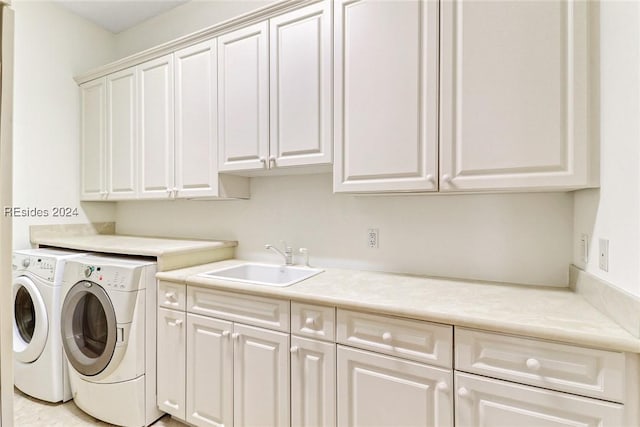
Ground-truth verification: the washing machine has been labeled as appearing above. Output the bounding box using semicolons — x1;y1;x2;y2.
13;248;88;402
60;254;163;427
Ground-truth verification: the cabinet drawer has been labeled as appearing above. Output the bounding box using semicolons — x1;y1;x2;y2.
291;302;335;341
455;372;624;427
337;309;452;368
158;281;186;311
455;328;625;402
187;286;290;332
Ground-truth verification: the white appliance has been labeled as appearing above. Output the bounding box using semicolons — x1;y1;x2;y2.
12;248;87;402
60;254;162;427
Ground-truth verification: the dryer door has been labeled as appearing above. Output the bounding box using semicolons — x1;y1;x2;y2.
61;281;117;377
13;276;49;363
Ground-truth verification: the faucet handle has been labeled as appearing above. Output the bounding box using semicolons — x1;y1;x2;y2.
299;248;310;267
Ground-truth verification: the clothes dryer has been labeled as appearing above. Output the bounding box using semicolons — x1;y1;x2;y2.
13;248;87;402
60;254;162;427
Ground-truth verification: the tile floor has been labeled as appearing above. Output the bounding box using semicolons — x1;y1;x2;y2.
14;389;185;426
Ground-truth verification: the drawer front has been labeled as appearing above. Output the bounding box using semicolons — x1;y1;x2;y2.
291;302;335;341
337;309;452;368
158;281;186;311
455;328;625;402
187;286;290;332
455;372;624;427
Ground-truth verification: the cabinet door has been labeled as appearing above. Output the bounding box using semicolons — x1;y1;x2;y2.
440;1;589;191
269;1;332;169
157;308;186;419
80;78;106;201
455;372;624;427
186;314;233;427
106;68;137;200
233;323;289;427
218;22;269;172
174;40;220;198
137;54;175;198
337;346;453;427
333;0;438;193
291;336;336;427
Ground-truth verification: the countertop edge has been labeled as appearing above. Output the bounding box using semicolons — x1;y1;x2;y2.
157;270;640;354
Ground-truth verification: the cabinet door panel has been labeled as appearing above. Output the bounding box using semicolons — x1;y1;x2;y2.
106;68;137;199
337;345;453;427
334;0;438;192
157;308;186;419
270;1;332;168
174;40;219;198
234;324;289;427
186;314;233;427
80;78;106;200
291;336;336;427
138;54;175;198
455;372;624;427
440;1;589;191
218;23;269;172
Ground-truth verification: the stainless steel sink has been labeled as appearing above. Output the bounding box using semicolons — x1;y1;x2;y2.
199;263;323;287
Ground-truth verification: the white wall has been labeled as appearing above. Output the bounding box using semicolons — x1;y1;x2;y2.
573;1;640;296
114;0;274;58
117;174;574;286
12;1;117;250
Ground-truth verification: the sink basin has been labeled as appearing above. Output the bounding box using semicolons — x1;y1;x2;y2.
200;263;323;287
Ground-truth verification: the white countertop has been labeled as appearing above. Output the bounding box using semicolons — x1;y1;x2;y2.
33;234;237;271
157;259;640;353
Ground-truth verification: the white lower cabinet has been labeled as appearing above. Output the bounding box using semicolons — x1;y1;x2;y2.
455;372;624;427
337;345;453;427
234;324;290;427
158;286;635;427
157;307;186;419
186;313;233;427
291;336;336;427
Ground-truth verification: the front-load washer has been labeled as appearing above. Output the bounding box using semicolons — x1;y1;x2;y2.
60;254;163;427
12;248;88;402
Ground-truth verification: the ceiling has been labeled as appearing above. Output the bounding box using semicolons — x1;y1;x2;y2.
54;0;190;34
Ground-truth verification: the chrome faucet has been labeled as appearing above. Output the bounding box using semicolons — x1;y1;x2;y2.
265;242;294;265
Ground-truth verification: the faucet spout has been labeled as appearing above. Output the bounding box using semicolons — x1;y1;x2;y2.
265;243;294;265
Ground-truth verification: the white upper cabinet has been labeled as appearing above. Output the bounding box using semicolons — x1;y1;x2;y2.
137;54;175;198
333;0;439;193
269;1;332;169
80;78;106;200
439;0;590;191
106;68;137;200
174;40;221;198
218;22;269;172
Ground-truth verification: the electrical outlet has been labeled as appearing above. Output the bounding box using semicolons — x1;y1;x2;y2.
599;238;609;272
580;233;589;264
367;228;379;248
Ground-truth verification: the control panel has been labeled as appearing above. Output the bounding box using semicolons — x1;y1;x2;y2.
12;254;56;281
80;263;141;291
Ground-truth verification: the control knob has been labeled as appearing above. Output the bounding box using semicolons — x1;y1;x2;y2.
84;266;95;278
22;258;30;268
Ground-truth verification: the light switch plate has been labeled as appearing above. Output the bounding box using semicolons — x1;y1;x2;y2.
580;233;589;264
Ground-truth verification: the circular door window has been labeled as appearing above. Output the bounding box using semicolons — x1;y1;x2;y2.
13;276;48;363
61;281;116;377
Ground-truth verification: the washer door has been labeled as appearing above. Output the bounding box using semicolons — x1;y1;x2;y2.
61;281;117;377
13;276;49;363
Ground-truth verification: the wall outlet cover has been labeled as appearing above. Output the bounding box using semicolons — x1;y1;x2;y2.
598;238;609;272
